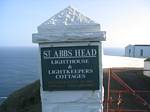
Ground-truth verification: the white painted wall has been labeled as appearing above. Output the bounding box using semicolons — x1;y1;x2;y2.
103;55;144;68
144;61;150;77
125;45;134;57
125;45;150;58
135;46;150;58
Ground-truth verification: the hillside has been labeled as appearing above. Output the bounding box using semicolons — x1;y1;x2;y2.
0;80;41;112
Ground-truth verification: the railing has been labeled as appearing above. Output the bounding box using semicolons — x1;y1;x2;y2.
104;68;150;112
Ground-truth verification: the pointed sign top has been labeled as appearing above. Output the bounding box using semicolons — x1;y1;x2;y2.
32;6;106;43
40;6;98;26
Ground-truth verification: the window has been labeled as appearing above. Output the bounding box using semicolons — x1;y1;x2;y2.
129;49;131;56
140;49;143;56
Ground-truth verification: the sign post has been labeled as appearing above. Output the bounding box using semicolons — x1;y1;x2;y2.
33;6;106;112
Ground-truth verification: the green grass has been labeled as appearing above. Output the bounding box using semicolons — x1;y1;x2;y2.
0;80;41;112
145;57;150;61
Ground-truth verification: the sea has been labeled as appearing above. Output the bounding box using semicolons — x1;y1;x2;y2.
0;47;124;104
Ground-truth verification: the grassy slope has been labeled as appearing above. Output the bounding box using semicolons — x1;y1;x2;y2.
0;80;41;112
0;69;150;112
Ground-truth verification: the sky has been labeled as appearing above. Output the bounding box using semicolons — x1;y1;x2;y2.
0;0;150;48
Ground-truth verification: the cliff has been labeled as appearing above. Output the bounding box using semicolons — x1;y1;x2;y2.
0;80;41;112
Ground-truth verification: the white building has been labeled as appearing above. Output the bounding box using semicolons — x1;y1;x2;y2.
144;58;150;77
125;44;150;58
